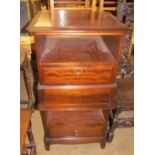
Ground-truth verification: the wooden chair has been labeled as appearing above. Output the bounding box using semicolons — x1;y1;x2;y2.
20;48;36;155
47;0;119;11
20;109;36;155
20;48;34;109
96;0;117;11
20;0;41;58
106;77;133;142
117;0;134;78
116;78;134;127
48;0;97;11
106;0;134;142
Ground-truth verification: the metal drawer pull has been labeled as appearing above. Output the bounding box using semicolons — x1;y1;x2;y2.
74;67;82;75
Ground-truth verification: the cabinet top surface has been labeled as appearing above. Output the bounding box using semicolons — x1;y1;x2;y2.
27;10;129;35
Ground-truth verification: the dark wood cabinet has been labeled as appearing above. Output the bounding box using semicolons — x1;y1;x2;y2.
28;10;130;150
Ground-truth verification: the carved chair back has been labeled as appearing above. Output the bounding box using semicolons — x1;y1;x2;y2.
117;0;134;78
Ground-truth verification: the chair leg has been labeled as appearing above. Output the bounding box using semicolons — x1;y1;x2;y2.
117;117;134;128
22;148;28;155
27;121;37;154
30;147;36;155
107;109;119;142
22;55;34;109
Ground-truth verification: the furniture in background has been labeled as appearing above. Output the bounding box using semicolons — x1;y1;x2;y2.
20;0;41;58
28;0;130;150
20;109;36;155
116;0;134;127
107;0;134;138
45;0;118;12
117;0;134;78
20;48;34;108
20;48;36;155
116;78;134;127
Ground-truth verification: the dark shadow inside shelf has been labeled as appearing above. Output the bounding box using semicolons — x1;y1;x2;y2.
40;36;116;64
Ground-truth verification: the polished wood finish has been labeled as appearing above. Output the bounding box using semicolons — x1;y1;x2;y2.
38;83;116;110
45;110;106;137
28;8;129;150
42;110;107;149
27;10;130;35
20;110;32;154
20;110;36;155
39;37;116;85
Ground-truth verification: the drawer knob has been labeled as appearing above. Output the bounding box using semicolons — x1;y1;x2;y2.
74;67;82;75
75;130;79;136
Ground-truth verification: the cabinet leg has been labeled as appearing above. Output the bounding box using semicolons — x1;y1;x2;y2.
44;137;50;151
100;140;106;149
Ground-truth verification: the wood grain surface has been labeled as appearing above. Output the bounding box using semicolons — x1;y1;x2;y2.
20;109;32;154
27;10;130;35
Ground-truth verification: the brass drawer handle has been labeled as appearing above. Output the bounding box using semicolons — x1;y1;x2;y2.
74;67;82;75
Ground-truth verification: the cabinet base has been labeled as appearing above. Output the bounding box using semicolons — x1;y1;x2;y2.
44;136;106;151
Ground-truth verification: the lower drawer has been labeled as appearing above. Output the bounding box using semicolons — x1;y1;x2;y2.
47;125;105;138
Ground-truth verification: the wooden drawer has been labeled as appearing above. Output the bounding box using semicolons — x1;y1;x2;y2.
39;64;114;85
38;83;117;110
44;110;106;138
38;37;116;85
47;125;105;138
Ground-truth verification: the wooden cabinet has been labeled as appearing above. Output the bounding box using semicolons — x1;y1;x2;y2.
28;10;130;150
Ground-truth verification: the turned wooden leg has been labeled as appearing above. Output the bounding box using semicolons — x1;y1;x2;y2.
27;121;37;154
22;148;28;155
44;136;50;151
117;117;134;128
106;109;119;142
22;54;34;109
30;147;36;155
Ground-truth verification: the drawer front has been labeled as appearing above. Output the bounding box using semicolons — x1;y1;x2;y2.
39;64;114;85
38;84;116;110
46;125;105;138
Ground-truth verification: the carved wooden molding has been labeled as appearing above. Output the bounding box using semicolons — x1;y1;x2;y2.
117;0;134;78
